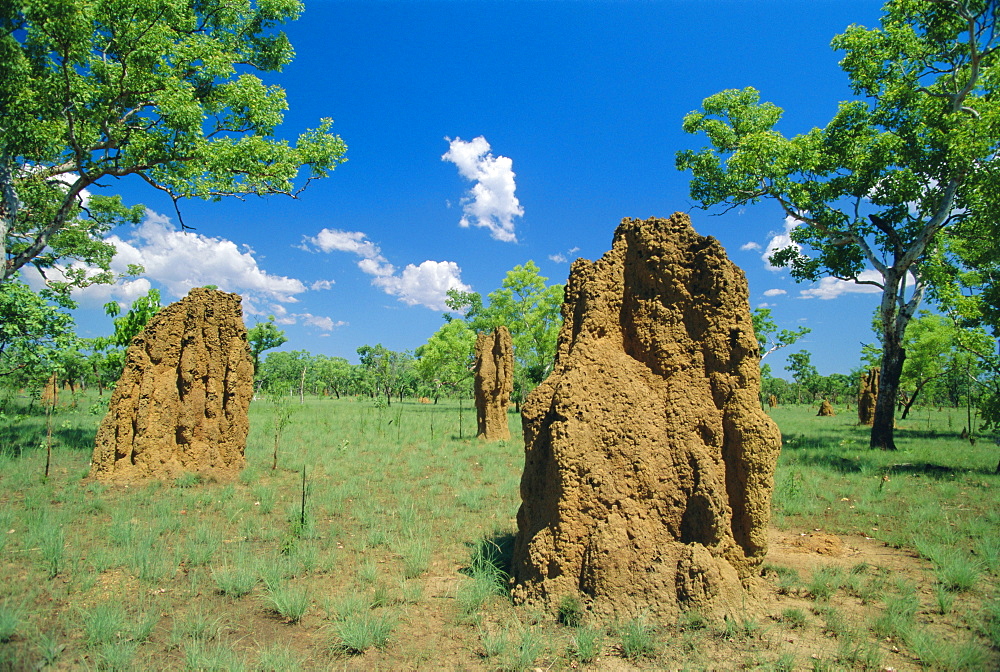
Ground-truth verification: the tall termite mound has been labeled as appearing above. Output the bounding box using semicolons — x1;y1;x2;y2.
92;288;254;482
858;368;879;426
512;214;782;621
474;326;514;441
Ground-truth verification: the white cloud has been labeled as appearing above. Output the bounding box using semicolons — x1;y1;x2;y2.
740;241;762;251
798;270;885;300
442;136;523;243
310;279;335;291
24;210;311;315
756;302;774;309
548;246;581;264
304;228;470;310
373;260;468;311
762;288;787;297
108;211;308;305
763;215;804;271
296;313;347;331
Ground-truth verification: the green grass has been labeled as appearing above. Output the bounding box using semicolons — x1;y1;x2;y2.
0;394;997;669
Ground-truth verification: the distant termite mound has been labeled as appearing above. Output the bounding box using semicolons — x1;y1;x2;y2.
92;288;254;482
858;368;879;426
767;394;778;409
474;326;514;441
817;399;835;416
512;214;782;622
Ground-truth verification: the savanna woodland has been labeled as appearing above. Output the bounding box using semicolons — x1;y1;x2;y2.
2;0;1000;670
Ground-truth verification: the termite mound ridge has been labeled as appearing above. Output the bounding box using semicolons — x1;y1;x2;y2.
512;214;782;622
92;288;253;482
858;367;879;426
474;326;514;441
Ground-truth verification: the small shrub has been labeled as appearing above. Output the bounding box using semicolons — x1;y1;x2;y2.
557;593;584;627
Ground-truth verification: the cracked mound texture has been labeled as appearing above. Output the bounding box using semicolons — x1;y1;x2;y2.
92;288;253;482
858;368;879;426
511;214;782;621
474;326;514;442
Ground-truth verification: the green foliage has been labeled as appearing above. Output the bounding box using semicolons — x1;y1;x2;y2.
101;289;161;349
445;260;563;400
247;316;288;375
414;319;476;400
678;2;1000;448
0;278;76;383
0;0;347;287
752;307;810;359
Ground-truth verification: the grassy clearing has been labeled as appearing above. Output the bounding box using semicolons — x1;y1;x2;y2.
0;392;997;669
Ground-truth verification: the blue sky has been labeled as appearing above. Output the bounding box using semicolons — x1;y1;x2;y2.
62;0;888;376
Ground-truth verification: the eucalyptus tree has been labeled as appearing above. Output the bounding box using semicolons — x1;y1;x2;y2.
678;1;1000;449
415;319;476;402
1;0;346;290
247;316;288;375
445;260;563;404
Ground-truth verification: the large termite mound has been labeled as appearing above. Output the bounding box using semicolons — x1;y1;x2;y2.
817;399;835;416
474;326;514;442
858;368;879;426
511;214;782;621
92;288;253;482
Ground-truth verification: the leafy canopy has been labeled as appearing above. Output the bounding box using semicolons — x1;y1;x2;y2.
0;0;347;289
677;0;1000;449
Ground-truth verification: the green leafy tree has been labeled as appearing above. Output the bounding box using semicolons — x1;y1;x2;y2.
677;2;1000;449
1;0;347;288
0;278;76;383
311;354;353;398
415;319;476;402
445;260;563;404
247;316;288;375
258;349;310;394
357;344;408;406
751;307;811;359
102;289;162;348
785;350;819;404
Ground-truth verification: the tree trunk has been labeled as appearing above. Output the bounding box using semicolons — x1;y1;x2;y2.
871;329;905;450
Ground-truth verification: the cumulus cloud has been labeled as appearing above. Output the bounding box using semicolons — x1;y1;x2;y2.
442;136;523;243
310;279;335;291
25;210;311;313
762;215;804;271
762;288;787;297
798;270;885;300
303;228;470;310
740;241;762;252
108;211;308;304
